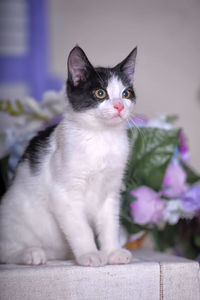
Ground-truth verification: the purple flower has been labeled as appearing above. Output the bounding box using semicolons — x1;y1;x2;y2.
181;185;200;213
130;186;165;225
131;115;148;127
162;161;188;198
179;131;190;162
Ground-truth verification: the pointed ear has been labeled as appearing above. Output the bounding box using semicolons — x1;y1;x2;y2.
115;47;137;84
67;46;93;86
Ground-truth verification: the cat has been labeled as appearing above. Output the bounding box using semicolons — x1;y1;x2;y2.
0;45;137;267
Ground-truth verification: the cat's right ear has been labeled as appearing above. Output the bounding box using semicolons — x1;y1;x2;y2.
115;47;137;84
67;46;93;86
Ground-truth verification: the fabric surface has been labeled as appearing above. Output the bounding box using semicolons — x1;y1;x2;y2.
0;250;199;300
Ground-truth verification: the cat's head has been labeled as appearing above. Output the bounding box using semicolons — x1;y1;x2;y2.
66;46;137;128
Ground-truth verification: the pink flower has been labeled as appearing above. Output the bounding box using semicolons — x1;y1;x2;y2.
162;161;188;198
130;186;165;225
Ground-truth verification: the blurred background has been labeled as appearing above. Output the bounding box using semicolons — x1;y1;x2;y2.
0;0;200;171
0;0;200;260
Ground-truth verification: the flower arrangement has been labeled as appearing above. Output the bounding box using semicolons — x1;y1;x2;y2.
0;89;65;177
0;92;200;260
121;115;200;260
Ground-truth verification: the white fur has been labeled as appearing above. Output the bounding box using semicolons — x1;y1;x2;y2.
0;76;134;266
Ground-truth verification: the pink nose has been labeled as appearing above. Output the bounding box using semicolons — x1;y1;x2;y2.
114;102;124;113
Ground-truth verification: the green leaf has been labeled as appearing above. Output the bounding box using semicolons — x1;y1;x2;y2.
121;192;136;215
151;225;177;252
0;99;24;116
120;212;145;234
125;128;181;191
16;99;24;114
181;163;200;185
194;235;200;248
120;191;143;234
165;115;179;124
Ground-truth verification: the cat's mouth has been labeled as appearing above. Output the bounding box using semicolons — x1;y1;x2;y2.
108;112;128;124
97;110;127;125
112;113;122;119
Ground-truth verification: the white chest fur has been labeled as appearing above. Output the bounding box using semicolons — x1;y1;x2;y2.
52;122;129;212
55;122;129;179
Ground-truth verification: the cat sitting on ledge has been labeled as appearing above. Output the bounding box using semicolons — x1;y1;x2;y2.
0;46;137;267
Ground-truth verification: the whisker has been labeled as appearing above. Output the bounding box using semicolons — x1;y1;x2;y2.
94;69;104;85
126;119;135;137
129;117;145;141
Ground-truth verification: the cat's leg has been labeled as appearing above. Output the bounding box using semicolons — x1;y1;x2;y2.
13;247;47;265
55;209;107;267
96;193;132;265
50;187;107;267
0;246;47;265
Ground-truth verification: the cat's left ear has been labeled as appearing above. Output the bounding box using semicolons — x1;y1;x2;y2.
67;46;93;86
115;47;137;84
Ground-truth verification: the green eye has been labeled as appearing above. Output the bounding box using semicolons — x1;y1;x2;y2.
94;89;106;99
122;90;131;99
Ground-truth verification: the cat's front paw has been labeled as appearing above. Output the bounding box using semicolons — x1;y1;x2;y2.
108;248;132;265
76;251;107;267
22;247;47;265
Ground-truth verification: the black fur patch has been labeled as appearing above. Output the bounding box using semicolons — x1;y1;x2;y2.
67;67;136;112
66;46;137;112
21;125;57;173
112;66;131;87
67;67;112;112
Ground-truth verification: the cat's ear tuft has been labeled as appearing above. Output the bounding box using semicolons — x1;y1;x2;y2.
67;46;92;86
117;47;137;84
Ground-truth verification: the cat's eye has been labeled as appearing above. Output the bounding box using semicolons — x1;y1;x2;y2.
94;89;107;99
122;90;131;99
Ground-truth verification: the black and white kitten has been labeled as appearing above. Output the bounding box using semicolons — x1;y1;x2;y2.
0;46;137;267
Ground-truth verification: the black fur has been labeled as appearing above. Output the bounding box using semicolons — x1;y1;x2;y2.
21;125;57;173
20;47;137;173
67;67;112;112
67;46;136;112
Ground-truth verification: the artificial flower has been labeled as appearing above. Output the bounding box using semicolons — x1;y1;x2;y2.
181;185;200;213
162;161;188;198
179;131;190;162
130;186;165;225
163;199;183;225
147;115;173;130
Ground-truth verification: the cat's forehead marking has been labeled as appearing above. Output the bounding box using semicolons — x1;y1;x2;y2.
107;76;125;99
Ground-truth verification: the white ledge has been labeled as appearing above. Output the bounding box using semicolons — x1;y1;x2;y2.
0;250;200;300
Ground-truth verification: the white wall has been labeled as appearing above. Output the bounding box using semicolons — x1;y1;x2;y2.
48;0;200;171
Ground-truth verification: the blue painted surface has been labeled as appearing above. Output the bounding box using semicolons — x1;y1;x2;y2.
0;0;62;101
